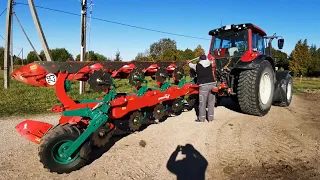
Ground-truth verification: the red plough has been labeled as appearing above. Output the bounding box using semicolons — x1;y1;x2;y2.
11;60;200;174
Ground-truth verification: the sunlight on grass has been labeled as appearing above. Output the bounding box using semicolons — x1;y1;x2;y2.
293;77;320;93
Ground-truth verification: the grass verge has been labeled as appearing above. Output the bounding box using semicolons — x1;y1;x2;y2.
293;77;320;93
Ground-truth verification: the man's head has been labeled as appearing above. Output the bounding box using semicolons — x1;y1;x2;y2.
199;54;207;60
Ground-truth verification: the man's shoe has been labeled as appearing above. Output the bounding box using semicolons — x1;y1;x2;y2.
195;119;205;122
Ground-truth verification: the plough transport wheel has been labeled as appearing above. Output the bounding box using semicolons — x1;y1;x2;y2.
38;124;90;174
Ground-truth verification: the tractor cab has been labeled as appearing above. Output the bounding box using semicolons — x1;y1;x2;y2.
208;23;284;66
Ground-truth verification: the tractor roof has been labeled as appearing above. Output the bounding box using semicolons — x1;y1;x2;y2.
208;23;267;36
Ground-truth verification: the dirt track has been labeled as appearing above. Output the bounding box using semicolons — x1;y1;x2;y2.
0;94;320;180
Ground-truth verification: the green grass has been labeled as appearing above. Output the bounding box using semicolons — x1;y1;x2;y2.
292;77;320;93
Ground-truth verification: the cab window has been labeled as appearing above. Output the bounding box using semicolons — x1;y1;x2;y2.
252;33;264;54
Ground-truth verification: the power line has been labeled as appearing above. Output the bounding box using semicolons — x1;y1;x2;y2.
0;8;7;17
14;2;210;40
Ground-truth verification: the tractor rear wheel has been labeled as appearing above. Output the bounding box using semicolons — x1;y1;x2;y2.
38;124;89;174
273;73;293;107
237;60;275;116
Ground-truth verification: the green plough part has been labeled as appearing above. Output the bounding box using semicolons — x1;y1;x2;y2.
64;80;72;92
160;81;171;92
59;87;117;160
137;81;148;97
77;99;104;103
178;76;187;88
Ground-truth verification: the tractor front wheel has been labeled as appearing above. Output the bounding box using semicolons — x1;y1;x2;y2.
38;124;89;174
237;60;275;116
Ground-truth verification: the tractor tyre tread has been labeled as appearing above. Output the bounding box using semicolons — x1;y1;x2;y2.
237;60;274;116
38;124;87;174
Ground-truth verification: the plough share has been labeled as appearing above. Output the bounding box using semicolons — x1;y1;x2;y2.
12;60;202;173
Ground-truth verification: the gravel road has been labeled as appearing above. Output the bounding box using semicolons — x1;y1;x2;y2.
1;94;320;180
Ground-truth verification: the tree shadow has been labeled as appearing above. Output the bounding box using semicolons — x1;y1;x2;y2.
167;144;208;180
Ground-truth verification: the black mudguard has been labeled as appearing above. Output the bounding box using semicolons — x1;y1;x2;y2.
272;70;292;103
233;55;275;70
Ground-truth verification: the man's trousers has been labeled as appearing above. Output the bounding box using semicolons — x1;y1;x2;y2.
198;83;216;121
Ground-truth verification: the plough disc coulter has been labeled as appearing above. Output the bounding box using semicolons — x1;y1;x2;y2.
12;60;200;173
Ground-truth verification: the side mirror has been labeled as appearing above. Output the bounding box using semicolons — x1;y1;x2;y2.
278;39;284;49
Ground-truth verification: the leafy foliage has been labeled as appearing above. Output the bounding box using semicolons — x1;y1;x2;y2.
289;39;313;76
40;48;73;61
26;51;40;63
114;49;122;61
134;38;205;62
76;51;111;61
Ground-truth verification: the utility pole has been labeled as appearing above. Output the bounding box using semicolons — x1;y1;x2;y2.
3;0;13;89
21;47;23;65
28;0;53;61
10;3;14;73
79;0;87;94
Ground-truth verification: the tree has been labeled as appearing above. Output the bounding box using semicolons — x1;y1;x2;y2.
182;48;195;60
26;51;40;64
161;49;182;61
288;39;312;76
134;52;153;62
149;38;177;60
87;51;97;61
95;53;111;61
193;45;205;57
75;51;110;61
308;44;320;76
40;48;73;61
114;49;122;61
266;47;289;70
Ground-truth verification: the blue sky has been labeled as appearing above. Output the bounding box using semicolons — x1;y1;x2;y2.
0;0;319;61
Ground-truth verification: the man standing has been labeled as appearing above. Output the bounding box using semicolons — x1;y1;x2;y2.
188;54;216;122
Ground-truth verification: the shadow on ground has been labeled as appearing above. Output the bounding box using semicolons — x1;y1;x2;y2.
216;97;242;113
86;105;195;165
167;144;208;180
87;133;129;165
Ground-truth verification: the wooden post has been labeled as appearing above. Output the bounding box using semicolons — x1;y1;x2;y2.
28;0;53;61
3;0;13;89
10;4;13;73
79;0;87;94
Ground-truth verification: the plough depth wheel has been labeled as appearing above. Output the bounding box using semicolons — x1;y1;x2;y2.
38;124;90;174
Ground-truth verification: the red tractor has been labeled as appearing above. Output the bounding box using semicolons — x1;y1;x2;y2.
206;23;293;116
